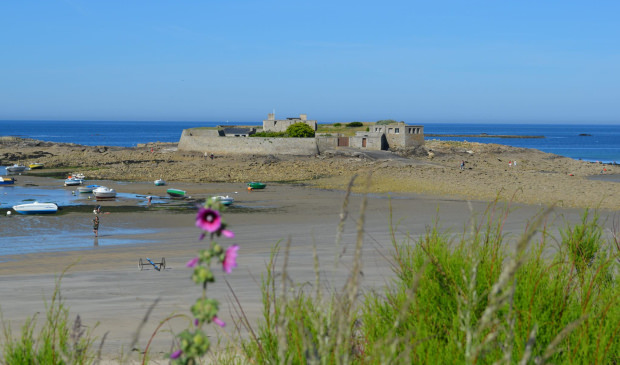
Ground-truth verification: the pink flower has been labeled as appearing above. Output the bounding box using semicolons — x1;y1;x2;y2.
194;318;200;327
196;207;222;233
223;245;239;274
213;316;226;327
222;229;235;238
186;257;199;268
170;349;182;359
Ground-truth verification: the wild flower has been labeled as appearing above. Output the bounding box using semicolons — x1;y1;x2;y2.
223;245;239;273
169;200;239;364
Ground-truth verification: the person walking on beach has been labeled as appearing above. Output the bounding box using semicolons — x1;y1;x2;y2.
460;160;465;170
93;215;100;237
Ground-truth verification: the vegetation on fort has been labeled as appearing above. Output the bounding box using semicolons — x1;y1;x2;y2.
316;122;369;136
376;119;400;125
250;123;315;138
286;122;315;138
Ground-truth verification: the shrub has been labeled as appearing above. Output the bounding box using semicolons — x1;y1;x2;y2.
346;122;364;128
286;122;315;138
376;119;398;125
333;123;342;127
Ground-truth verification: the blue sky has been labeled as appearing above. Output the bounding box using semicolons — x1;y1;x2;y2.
1;1;619;124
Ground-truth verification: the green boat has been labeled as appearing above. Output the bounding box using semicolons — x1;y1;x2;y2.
247;182;266;189
167;188;187;198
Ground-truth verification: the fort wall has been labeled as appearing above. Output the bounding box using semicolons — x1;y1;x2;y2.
178;129;319;156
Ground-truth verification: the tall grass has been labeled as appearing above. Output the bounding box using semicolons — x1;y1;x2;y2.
1;266;102;365
219;199;618;364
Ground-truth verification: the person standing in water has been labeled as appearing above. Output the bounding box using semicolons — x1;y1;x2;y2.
93;215;100;237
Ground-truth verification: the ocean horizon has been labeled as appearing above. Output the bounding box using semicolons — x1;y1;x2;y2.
1;120;619;163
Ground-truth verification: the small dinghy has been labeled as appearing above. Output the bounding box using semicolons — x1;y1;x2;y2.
77;184;99;193
154;179;166;186
211;195;234;206
167;188;186;198
13;202;58;214
93;186;117;200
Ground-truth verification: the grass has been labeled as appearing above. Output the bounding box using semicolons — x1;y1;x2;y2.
1;265;103;365
214;193;618;364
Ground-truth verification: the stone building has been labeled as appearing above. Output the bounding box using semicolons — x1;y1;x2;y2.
263;113;317;133
349;122;424;150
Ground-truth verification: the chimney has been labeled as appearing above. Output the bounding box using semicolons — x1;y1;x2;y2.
300;114;307;121
268;113;275;121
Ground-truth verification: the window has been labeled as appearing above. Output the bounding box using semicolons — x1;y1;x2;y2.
395;128;400;133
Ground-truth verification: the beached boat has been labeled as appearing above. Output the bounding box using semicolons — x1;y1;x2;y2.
12;202;58;214
154;179;166;186
93;186;116;200
6;164;27;173
64;177;84;186
0;176;15;185
211;195;234;206
167;188;186;198
28;162;44;169
247;182;266;189
77;184;99;193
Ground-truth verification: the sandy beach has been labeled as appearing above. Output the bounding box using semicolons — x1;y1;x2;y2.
1;140;619;362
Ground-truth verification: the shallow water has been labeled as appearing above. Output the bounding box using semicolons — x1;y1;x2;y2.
0;213;152;257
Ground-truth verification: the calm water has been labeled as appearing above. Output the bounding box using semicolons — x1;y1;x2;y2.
1;120;619;162
424;123;620;163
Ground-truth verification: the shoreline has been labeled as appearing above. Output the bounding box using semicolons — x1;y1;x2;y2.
1;139;620;361
1;180;615;362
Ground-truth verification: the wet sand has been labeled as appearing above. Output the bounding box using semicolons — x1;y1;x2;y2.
1;176;616;362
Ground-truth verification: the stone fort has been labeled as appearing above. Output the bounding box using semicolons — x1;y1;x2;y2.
178;113;424;156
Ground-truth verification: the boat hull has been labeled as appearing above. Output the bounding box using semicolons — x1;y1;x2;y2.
167;189;186;198
77;185;99;193
212;196;234;206
154;179;166;186
13;202;58;214
6;165;27;173
0;177;15;185
247;182;266;189
93;187;117;200
29;163;44;169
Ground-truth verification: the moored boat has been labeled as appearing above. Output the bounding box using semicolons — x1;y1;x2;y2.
0;176;15;185
167;188;186;198
93;186;117;200
29;162;44;169
6;164;27;173
154;179;166;186
13;202;58;214
247;182;266;189
77;184;99;193
211;195;234;206
64;178;84;186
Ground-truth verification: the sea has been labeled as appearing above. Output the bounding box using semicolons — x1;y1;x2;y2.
0;120;619;163
1;120;619;257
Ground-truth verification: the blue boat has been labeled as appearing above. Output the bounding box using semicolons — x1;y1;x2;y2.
0;177;15;185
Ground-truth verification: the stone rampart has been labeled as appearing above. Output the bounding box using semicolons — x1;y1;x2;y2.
178;129;319;156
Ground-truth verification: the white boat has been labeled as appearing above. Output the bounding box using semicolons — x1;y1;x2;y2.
93;186;116;200
6;164;27;173
154;179;166;186
211;195;234;206
77;184;99;193
64;178;84;186
13;202;58;214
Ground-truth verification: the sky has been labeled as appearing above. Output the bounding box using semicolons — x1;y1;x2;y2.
1;1;619;124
